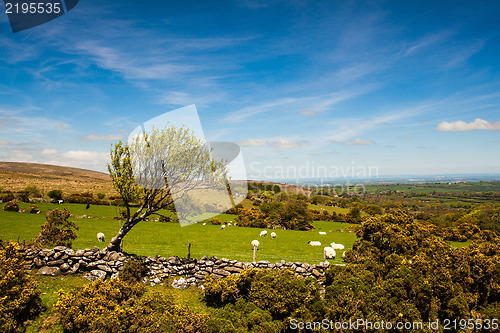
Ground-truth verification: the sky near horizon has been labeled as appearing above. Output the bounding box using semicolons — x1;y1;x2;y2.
0;0;499;180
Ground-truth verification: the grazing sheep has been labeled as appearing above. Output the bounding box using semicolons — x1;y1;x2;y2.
57;199;63;204
228;222;232;227
342;251;346;261
270;232;277;239
330;242;345;250
319;231;327;235
324;247;336;259
221;224;226;230
202;222;206;226
97;232;105;242
308;241;321;246
260;230;267;237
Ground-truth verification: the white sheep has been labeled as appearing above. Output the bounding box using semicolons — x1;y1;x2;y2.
221;224;226;230
260;230;267;237
202;222;206;225
342;251;346;261
319;231;326;235
330;242;345;250
308;241;321;246
228;222;232;227
58;199;63;204
270;232;277;239
324;247;336;259
97;232;105;242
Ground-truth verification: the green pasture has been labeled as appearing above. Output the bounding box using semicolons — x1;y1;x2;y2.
308;204;350;214
364;181;500;195
0;203;356;264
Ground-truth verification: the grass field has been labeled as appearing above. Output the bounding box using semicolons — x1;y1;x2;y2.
0;203;357;264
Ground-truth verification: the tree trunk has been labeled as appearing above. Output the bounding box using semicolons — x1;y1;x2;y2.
107;221;133;252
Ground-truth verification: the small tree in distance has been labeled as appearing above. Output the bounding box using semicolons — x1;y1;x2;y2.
106;124;226;252
47;189;63;201
36;209;79;248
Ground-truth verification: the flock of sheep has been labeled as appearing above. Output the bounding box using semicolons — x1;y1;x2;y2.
96;221;347;263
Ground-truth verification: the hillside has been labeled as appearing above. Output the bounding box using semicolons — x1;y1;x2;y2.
0;162;308;197
0;162;116;195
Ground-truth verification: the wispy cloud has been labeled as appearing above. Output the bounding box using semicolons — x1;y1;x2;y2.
156;91;224;106
436;118;500;131
238;139;268;146
330;138;375;146
238;138;306;149
224;97;303;122
85;132;124;141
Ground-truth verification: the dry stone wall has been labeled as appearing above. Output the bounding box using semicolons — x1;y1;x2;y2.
17;246;333;286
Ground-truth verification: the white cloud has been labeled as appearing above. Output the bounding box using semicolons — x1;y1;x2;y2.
331;138;375;146
85;132;124;140
41;149;58;155
60;150;109;161
436;118;500;131
346;138;375;146
237;139;268;146
270;139;304;149
237;138;305;149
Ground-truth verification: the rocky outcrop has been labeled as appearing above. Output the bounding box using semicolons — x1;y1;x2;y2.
17;246;337;286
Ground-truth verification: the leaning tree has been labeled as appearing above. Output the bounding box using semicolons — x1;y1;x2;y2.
106;124;226;252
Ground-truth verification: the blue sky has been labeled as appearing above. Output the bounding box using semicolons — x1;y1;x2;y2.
0;0;499;180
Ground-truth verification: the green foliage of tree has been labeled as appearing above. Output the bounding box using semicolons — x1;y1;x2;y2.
0;241;44;332
47;189;63;201
107;125;225;252
35;209;79;248
96;192;106;200
237;198;314;230
24;185;41;198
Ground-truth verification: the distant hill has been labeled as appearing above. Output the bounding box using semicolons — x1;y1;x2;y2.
0;162;115;195
0;162;310;198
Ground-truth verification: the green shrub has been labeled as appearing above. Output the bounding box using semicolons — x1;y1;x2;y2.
206;299;283;333
24;185;41;198
0;241;44;332
3;200;19;212
47;189;63;201
119;258;147;284
0;191;14;203
204;269;323;321
56;279;145;332
96;192;106;200
36;209;79;248
56;279;206;333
